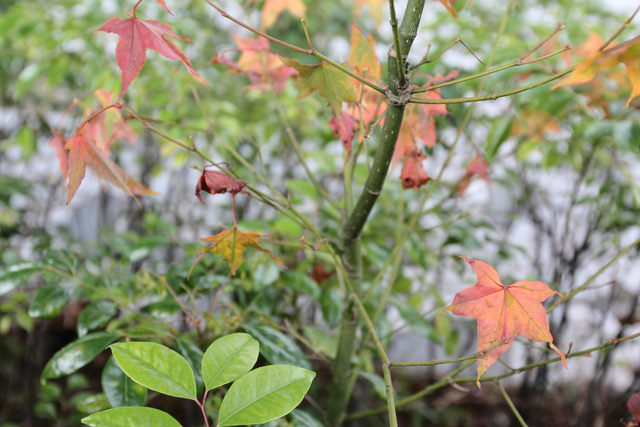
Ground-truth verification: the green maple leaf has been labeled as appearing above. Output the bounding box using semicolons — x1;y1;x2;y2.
280;57;357;113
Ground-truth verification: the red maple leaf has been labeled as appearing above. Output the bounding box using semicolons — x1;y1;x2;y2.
400;150;429;190
155;0;173;15
329;111;358;159
60;132;157;204
195;166;247;204
439;257;567;387
98;12;207;102
627;393;640;425
457;154;489;195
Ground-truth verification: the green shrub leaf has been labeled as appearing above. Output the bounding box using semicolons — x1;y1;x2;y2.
245;325;311;370
28;285;70;319
81;407;181;427
101;357;147;408
110;342;196;400
218;365;315;426
201;333;259;390
41;332;120;379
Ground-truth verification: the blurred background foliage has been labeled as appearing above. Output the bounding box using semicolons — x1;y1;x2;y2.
1;0;640;425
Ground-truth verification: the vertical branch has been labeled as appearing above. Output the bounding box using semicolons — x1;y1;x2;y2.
327;0;427;425
388;0;407;88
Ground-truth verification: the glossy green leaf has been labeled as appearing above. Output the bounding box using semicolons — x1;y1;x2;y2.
289;409;324;427
78;301;118;337
175;336;205;396
218;365;315;426
0;262;42;296
201;333;259;390
245;325;311;370
28;285;70;319
41;332;120;379
81;407;182;427
76;393;110;414
101;357;147;408
110;342;196;399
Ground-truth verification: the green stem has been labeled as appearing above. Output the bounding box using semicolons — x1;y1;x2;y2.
410;67;573;104
497;381;528;427
412;46;571;94
346;360;476;420
272;95;342;212
351;295;398;426
388;0;407;88
327;2;427;425
548;235;640;312
389;340;506;367
348;332;640;421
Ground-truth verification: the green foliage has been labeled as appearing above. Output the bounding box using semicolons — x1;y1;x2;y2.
82;334;313;426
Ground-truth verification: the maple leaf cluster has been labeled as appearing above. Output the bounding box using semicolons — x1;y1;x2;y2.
51;0;208;204
439;257;567;387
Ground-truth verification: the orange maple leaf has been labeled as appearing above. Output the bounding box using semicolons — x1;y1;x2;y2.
261;0;306;29
354;0;385;25
211;36;297;94
552;35;640;107
439;257;567;387
192;229;285;275
436;0;457;18
60;132;157;204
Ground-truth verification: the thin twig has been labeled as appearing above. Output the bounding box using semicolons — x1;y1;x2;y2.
496;381;528;426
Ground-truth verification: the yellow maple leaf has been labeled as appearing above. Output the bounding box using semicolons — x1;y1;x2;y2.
553;35;640;107
354;0;385;26
348;24;381;80
262;0;306;29
191;228;285;275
